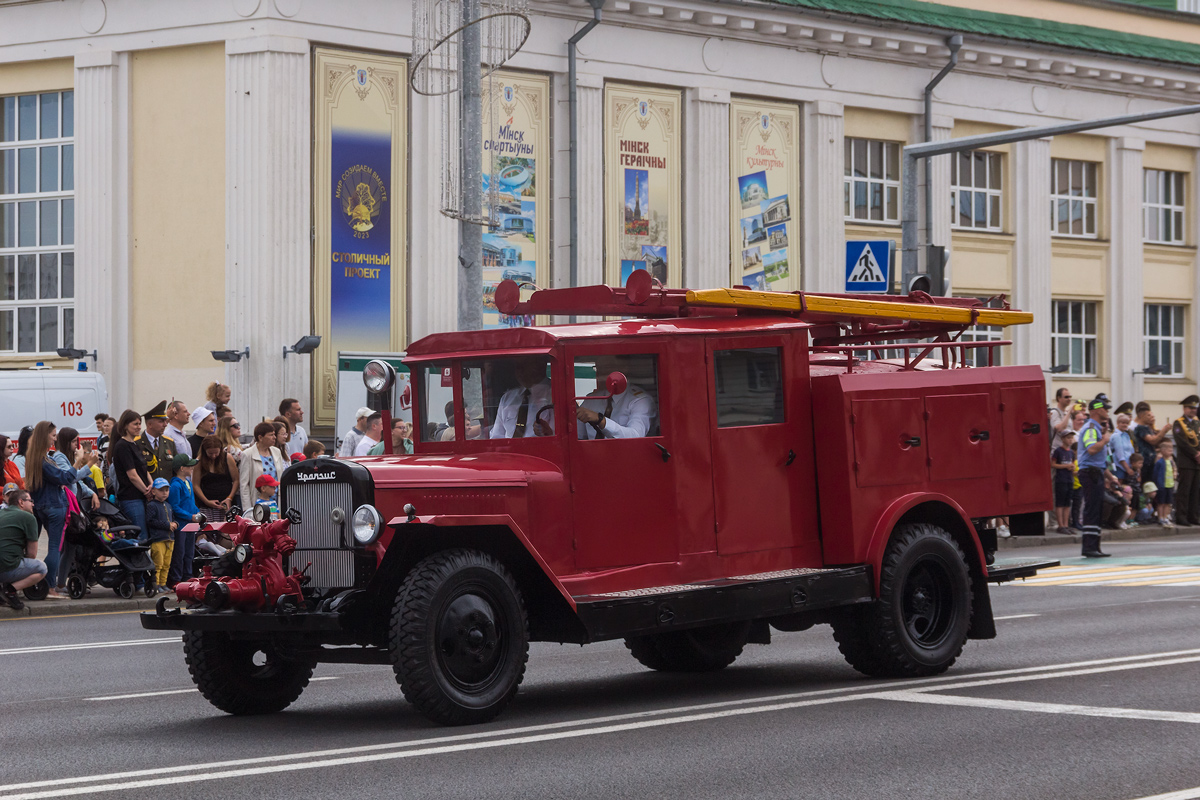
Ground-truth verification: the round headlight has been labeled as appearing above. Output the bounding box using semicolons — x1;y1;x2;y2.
352;504;383;545
363;359;396;395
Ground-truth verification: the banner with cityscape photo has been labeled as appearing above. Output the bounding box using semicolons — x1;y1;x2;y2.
730;98;800;292
313;49;408;427
604;84;681;288
481;70;550;329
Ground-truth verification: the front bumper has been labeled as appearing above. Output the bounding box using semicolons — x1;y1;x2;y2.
140;605;345;633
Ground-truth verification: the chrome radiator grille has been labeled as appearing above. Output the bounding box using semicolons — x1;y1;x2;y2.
283;480;357;590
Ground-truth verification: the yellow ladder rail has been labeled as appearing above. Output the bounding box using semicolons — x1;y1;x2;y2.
685;288;1034;327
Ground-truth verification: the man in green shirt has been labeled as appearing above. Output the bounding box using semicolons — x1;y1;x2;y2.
0;490;48;611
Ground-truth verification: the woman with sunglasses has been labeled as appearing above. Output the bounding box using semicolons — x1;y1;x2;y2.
216;416;245;510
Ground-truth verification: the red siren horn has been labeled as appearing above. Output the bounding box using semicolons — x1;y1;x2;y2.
495;279;522;314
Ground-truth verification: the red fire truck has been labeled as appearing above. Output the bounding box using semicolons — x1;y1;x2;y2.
144;273;1057;726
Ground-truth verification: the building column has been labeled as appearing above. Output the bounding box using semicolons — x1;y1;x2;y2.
1011;137;1052;370
74;50;131;411
225;36;311;423
924;115;953;289
575;73;604;290
803;101;843;293
1109;137;1145;403
1192;150;1200;397
684;88;730;290
409;79;458;340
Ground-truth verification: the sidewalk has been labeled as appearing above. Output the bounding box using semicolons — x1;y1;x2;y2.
5;524;1198;620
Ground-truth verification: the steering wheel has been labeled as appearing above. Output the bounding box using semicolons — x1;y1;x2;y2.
533;405;554;436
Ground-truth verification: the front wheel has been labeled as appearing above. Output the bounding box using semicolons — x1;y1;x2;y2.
832;523;972;678
23;579;49;602
388;549;529;726
183;631;314;715
66;575;87;600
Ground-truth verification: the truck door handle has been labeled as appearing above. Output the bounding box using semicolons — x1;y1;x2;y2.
1022;423;1041;435
903;437;922;448
654;443;671;462
970;430;990;442
785;449;796;466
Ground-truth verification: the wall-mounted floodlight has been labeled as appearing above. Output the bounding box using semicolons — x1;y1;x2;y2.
210;347;250;363
56;347;97;363
1133;364;1169;376
1045;365;1070;374
282;335;322;359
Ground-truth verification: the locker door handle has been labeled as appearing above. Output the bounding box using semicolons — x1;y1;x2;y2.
785;449;796;466
1022;423;1041;435
970;430;991;442
903;437;922;448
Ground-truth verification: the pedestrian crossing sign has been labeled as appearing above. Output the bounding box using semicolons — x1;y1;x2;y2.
845;240;892;293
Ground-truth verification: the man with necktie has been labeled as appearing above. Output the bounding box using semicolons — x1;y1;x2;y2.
489;357;555;439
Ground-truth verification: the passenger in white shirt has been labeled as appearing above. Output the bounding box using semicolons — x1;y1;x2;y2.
279;398;309;457
353;412;383;456
576;380;655;439
489;358;555;439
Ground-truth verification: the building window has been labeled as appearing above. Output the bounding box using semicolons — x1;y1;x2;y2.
1144;169;1186;245
1051;300;1098;377
956;296;1004;367
951;150;1002;231
1050;159;1098;238
0;90;74;355
844;138;900;223
1144;304;1186;377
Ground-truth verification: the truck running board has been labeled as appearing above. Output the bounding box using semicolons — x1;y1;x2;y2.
986;558;1060;583
572;566;872;642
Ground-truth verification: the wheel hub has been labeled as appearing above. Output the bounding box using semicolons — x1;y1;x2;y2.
438;592;503;686
902;561;953;647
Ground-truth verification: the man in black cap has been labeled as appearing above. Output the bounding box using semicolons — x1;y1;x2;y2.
1077;397;1113;557
136;401;177;483
1173;395;1200;526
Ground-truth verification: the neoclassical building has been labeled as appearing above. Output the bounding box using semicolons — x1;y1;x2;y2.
2;0;1199;434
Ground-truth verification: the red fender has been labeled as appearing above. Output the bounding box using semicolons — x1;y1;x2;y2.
386;513;577;611
863;492;988;594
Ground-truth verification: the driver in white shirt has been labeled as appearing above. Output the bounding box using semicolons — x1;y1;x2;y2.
489;357;555;439
576;374;655;439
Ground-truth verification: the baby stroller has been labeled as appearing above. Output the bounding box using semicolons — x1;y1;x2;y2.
63;497;158;600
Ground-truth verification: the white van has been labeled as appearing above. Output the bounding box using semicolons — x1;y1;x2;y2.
0;366;109;446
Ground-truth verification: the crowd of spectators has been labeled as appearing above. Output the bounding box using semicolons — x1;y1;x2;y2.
0;383;414;610
1047;388;1200;556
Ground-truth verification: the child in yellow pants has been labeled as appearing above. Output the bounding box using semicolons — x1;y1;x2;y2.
145;478;177;592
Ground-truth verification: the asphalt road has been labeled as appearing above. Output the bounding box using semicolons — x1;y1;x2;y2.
2;534;1200;800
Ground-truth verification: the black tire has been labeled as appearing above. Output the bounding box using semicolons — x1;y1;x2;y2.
388;549;529;726
23;579;49;602
183;630;314;715
624;621;751;673
832;523;972;678
144;582;158;598
117;579;134;599
66;575;87;600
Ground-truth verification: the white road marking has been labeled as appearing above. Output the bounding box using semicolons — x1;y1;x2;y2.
4;647;1200;799
993;614;1040;620
878;691;1200;724
1130;786;1200;800
0;638;178;657
86;677;340;702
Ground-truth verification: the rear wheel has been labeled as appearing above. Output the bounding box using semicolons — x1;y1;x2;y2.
116;579;135;600
23;579;49;601
183;631;314;715
625;621;751;673
832;523;972;678
388;549;529;726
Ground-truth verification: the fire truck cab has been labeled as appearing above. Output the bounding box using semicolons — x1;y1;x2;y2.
144;273;1056;726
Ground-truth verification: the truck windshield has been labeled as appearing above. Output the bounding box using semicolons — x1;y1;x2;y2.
417;356;557;443
465;356;555;440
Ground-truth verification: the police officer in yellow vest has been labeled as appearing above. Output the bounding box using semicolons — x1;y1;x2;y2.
136;401;178;483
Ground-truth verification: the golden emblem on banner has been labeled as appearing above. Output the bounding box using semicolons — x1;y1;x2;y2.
336;165;387;236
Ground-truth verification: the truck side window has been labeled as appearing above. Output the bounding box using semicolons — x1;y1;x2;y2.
418;364;456;443
713;347;784;427
573;354;660;439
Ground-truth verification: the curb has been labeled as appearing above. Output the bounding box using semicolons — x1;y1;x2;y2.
999;523;1200;549
0;595;162;620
